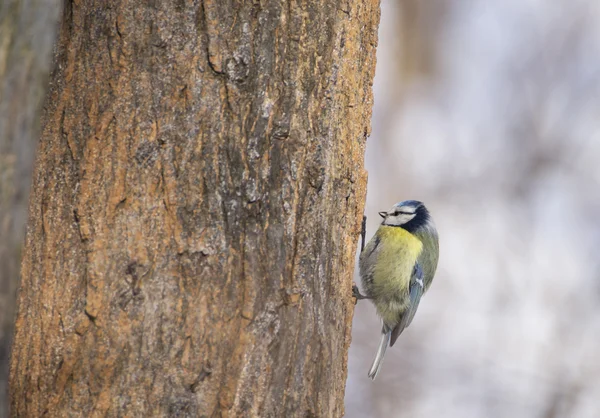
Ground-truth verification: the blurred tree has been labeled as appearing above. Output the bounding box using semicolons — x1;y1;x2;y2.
366;0;448;205
397;0;447;82
0;1;60;414
9;1;379;416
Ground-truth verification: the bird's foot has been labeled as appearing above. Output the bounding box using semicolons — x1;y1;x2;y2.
352;284;370;303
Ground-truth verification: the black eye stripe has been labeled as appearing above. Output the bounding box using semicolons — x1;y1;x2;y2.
393;211;415;216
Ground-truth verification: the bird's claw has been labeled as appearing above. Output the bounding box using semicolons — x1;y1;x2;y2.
352;284;369;303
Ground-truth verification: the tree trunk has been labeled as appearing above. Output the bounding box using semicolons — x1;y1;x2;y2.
9;1;379;416
0;1;60;414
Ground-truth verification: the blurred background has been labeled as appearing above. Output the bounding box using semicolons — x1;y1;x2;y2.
346;0;600;417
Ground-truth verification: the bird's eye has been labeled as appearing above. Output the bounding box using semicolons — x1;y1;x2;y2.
393;210;414;216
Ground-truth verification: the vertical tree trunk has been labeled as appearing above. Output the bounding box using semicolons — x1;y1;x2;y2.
0;1;60;414
10;1;379;416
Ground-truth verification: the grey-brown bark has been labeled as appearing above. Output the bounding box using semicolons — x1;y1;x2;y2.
9;1;380;416
0;1;60;414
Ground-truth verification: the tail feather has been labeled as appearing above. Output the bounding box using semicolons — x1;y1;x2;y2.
368;330;391;380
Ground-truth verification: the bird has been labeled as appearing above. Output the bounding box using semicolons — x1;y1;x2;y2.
353;200;439;379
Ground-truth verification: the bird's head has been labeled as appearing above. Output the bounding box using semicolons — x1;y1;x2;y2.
379;200;432;233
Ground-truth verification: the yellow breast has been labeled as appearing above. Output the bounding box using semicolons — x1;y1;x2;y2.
372;226;423;297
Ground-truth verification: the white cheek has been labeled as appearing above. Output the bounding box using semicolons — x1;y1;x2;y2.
399;214;416;224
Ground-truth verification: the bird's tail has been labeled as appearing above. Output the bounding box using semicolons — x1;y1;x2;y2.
368;329;391;380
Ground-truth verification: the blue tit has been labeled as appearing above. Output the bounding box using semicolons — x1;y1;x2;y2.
353;200;439;379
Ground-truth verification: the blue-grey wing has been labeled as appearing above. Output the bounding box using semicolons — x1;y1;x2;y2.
404;263;425;327
390;262;425;346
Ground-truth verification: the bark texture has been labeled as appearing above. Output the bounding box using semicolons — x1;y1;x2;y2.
10;1;379;416
0;1;60;414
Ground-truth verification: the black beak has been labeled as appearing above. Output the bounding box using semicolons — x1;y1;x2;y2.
378;211;387;219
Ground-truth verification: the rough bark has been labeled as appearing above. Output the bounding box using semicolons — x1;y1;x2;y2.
10;1;379;416
0;1;60;414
